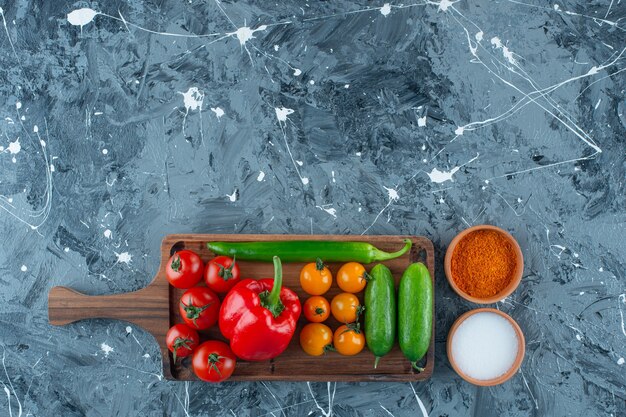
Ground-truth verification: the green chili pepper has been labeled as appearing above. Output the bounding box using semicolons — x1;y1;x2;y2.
206;239;412;263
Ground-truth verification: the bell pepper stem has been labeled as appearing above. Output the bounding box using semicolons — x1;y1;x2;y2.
267;256;283;306
260;256;285;318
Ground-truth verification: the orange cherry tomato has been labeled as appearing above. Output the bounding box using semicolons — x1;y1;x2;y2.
300;259;332;295
303;296;331;322
336;262;368;293
333;324;365;356
300;323;334;356
330;293;360;323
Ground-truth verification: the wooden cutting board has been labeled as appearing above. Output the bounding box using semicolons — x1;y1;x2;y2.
48;234;435;382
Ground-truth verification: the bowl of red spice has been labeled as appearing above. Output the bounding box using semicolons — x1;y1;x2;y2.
444;225;523;304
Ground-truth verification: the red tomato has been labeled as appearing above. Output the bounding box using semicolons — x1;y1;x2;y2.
192;341;236;383
166;324;199;361
204;256;240;293
166;250;204;289
179;287;220;330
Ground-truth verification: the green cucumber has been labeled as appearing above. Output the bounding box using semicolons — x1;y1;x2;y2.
364;264;396;368
398;262;433;371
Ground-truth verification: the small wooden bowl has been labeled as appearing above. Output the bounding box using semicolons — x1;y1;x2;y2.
447;308;525;386
444;224;523;304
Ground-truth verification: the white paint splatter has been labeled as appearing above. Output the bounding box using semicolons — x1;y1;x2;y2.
275;106;308;185
409;383;429;417
475;31;484;42
275;107;294;122
227;25;267;46
100;342;114;357
211;107;225;119
7;139;20;155
257;171;265;181
179;87;204;136
295;160;304;166
594;98;601;109
617;294;626;336
490;36;517;65
293;68;302;76
126;326;132;334
143;353;150;358
20;265;27;272
344;84;350;89
67;8;98;28
331;171;336;183
226;189;237;202
94;111;103;116
33;125;38;133
64;247;70;252
575;334;582;341
384;186;399;201
380;3;391;16
50;164;55;172
180;87;204;112
618;357;625;365
274;45;279;51
309;80;315;85
417;116;427;127
102;149;108;155
454;126;464;135
104;229;112;239
316;204;337;218
553;4;561;11
15;101;21;110
115;251;132;264
438;0;456;12
426;153;479;183
355;151;361;156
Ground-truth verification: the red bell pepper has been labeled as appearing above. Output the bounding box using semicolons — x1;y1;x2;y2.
219;256;301;361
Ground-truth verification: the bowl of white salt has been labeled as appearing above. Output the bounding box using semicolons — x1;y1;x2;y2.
447;308;525;386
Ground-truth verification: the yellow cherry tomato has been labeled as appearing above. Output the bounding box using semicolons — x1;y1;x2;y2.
333;324;365;356
300;323;334;356
304;296;331;322
336;262;368;293
300;259;332;295
331;292;360;323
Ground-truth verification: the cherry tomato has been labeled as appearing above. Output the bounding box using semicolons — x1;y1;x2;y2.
205;256;240;293
300;323;333;356
337;262;368;293
300;258;332;295
179;287;220;330
166;324;199;361
303;296;330;323
166;250;204;289
331;292;360;323
333;324;365;356
192;340;236;383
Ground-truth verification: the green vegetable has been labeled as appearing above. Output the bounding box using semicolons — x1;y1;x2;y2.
398;262;432;372
206;239;412;263
364;264;396;368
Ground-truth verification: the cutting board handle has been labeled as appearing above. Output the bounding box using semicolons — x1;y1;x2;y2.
48;285;168;334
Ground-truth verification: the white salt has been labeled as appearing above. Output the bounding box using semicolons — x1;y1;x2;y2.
450;312;519;380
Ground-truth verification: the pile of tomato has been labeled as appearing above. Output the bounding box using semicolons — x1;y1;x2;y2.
299;260;368;357
165;250;239;382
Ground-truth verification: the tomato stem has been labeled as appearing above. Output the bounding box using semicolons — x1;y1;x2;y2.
218;255;236;280
171;255;181;272
172;337;193;362
315;258;325;271
208;353;223;376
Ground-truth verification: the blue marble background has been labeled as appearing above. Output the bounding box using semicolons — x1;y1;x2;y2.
0;0;625;416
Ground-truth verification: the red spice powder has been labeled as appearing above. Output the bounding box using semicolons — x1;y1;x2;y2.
451;229;517;298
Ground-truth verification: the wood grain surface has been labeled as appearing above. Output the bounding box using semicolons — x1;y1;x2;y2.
48;234;435;382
